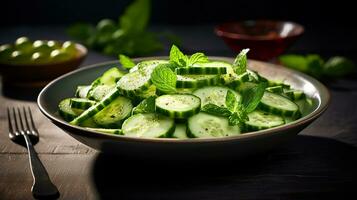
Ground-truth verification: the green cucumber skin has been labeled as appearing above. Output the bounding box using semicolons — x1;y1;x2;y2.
58;98;84;122
259;92;300;117
86;128;123;135
244;111;285;131
175;67;227;75
176;75;220;88
70;98;96;109
70;89;121;125
155;94;201;119
284;90;306;101
266;86;284;94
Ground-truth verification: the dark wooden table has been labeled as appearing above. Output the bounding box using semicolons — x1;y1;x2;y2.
1;26;357;200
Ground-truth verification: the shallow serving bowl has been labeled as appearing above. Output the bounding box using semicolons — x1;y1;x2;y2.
38;57;329;160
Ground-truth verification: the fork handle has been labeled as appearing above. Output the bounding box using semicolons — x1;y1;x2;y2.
23;134;60;199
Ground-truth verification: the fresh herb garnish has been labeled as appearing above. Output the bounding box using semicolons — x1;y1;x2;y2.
132;96;156;114
119;54;136;69
67;0;179;56
279;54;355;79
169;45;208;68
150;64;177;94
202;83;267;126
233;48;250;75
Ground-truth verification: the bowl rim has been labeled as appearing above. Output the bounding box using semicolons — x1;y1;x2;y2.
214;20;305;41
37;57;330;144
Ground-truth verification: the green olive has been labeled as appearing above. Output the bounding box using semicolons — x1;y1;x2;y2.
0;44;13;61
33;40;52;54
15;37;33;53
96;19;116;33
31;52;50;64
50;49;71;62
47;40;61;49
9;50;31;63
62;41;77;54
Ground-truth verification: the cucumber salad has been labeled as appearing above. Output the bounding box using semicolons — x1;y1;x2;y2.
58;45;309;139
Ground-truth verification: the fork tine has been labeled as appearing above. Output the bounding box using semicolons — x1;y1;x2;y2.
7;107;13;134
17;107;25;131
12;107;19;132
27;107;38;132
23;107;30;131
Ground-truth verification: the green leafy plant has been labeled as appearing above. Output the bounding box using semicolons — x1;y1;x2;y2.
169;45;208;67
67;0;179;56
279;54;355;80
150;64;177;94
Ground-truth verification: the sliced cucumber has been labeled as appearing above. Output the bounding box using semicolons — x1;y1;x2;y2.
98;67;126;85
193;86;241;108
70;98;96;109
176;74;220;88
284;89;306;101
172;124;188;139
244;110;285;131
86;127;122;135
129;60;168;73
268;80;290;89
155;94;201;119
176;88;195;94
266;86;284;94
80;118;99;128
58;98;84;122
75;85;91;98
122;113;175;138
176;61;228;75
259;91;300;117
70;88;121;125
87;85;116;101
117;70;152;97
93;96;133;128
187;112;240;138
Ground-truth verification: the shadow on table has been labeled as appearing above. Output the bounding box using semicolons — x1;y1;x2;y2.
1;84;42;101
91;135;357;200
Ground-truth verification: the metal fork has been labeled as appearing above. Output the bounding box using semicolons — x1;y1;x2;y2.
7;107;59;199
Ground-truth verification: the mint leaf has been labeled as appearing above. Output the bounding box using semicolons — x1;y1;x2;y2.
188;52;209;66
225;90;238;112
119;54;136;69
242;82;267;113
67;23;95;43
233;48;250;75
323;56;355;77
228;112;241;126
202;103;231;117
119;0;150;34
132;96;156;114
169;45;188;67
150;64;177;94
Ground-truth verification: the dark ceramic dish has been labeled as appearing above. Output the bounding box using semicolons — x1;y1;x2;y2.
37;57;329;161
0;43;87;88
215;20;304;61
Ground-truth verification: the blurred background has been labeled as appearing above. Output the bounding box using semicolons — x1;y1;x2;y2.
1;0;356;60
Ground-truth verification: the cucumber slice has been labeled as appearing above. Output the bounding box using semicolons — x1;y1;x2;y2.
93;96;133;128
284;89;306;101
176;74;220;88
86;128;122;135
59;98;84;122
70;98;96;109
268;80;290;89
80;118;99;128
75;85;91;98
176;88;195;94
87;85;116;101
187;112;240;138
259;91;300;117
172;124;188;139
155;94;201;119
122;113;175;138
176;61;228;75
193;86;241;108
70;88;121;125
244;110;285;131
98;67;126;85
129;60;168;73
266;86;284;94
117;70;152;97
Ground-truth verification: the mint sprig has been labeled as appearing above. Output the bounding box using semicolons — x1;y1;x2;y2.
150;64;177;94
119;54;136;69
242;82;268;113
169;45;208;68
233;48;250;75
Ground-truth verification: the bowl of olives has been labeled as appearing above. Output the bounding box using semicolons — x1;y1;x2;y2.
0;37;87;87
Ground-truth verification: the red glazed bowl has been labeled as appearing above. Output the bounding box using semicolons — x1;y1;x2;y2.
215;20;304;61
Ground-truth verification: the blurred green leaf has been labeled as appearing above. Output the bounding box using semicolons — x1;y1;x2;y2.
67;23;95;42
119;0;150;34
323;56;355;77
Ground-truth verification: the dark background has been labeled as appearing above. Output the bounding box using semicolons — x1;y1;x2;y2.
1;0;356;59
